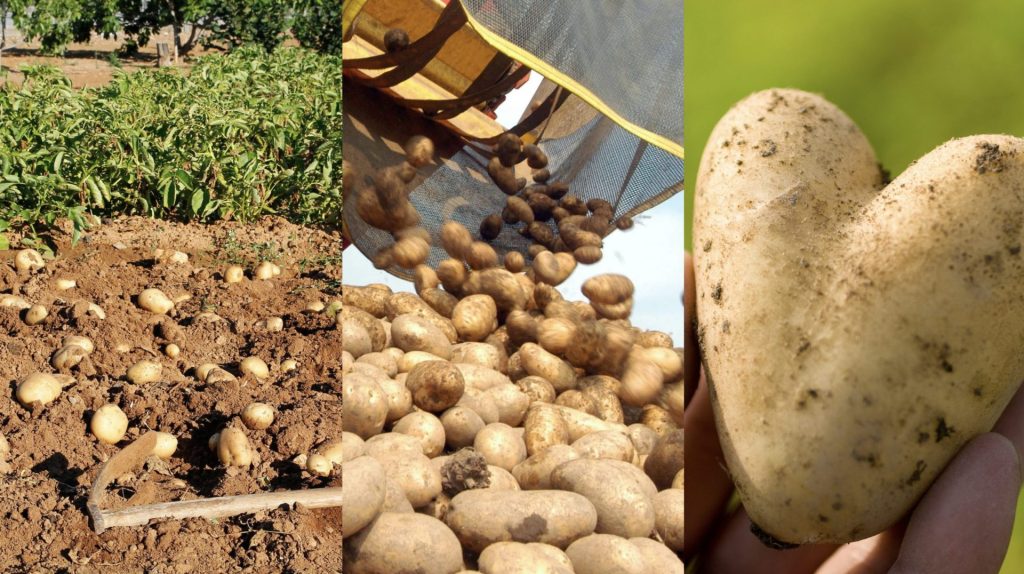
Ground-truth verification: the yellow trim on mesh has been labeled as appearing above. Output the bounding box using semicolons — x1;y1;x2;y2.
342;0;370;38
460;4;683;160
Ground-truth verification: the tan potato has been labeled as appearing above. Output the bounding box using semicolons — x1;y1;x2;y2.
519;343;576;392
217;427;254;467
474;422;527;471
450;343;503;371
387;293;459;343
341;306;388;352
457;392;501;425
580;384;624;424
478;268;529;312
504;251;526;273
14;248;44;272
640;404;677;437
535;404;628;442
654;488;684;552
441;406;486;450
485;385;530;427
440;221;473;259
52;344;88;371
445;489;597;552
241;402;275;430
393;411;446;458
551;459;655;538
381;475;415;513
516;376;557;404
373;452;442;508
398;350;445;373
571;431;635;463
523;405;570;456
137;288;174;314
91;403;129;444
536;317;577;356
341;432;366;462
554;390;599;418
342;377;388;439
357;352;398;378
484;465;521;491
565;534;647;574
342;319;373;358
620;352;663;407
477;542;573;574
643;430;684;490
581;274;634;305
452;295;498;342
466;242;499;270
454;363;511;392
626;424;659;456
126;360;162;384
406;361;465;412
512;444;581;490
391;314;452;359
404;135;435;168
344;513;464;574
377;378;414;423
343;284;391;317
392;236;430;269
342;456;387;536
420;288;459;318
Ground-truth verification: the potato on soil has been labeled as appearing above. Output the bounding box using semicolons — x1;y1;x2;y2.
217;426;254;467
241;402;275;430
90;403;129;444
137;288;174;314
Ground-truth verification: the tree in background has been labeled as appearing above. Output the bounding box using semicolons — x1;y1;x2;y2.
201;0;291;53
290;0;341;55
3;0;339;57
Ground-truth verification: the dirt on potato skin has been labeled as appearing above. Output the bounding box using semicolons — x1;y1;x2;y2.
0;216;340;573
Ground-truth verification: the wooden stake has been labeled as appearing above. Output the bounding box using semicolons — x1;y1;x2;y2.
88;431;340;533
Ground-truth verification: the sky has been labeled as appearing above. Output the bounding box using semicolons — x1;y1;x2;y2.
346;74;685;340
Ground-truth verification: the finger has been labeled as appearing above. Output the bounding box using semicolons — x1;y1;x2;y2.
813;524;904;574
891;432;1021;574
684;252;699;404
994;380;1024;474
697;507;837;574
683;371;736;560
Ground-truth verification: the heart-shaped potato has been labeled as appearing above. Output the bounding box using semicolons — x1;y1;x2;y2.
694;88;1024;545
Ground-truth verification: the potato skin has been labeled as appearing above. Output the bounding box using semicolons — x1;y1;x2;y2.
344;513;464;574
695;88;1024;544
342;456;387;536
445;489;598;552
550;458;656;538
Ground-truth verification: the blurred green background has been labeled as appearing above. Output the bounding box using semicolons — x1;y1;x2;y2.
685;1;1024;570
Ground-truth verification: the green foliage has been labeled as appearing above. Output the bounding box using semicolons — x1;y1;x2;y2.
0;47;341;240
10;0;84;54
202;0;291;53
290;0;341;55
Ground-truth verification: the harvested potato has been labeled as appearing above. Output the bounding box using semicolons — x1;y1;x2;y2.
446;489;597;552
406;361;465;412
23;305;47;325
344;513;464;574
551;458;656;538
474;422;527;471
695;89;1024;544
477;541;572;574
342;456;387;537
565;534;647;574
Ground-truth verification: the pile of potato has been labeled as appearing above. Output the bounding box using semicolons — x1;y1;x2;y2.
353;133;631;272
341;263;684;572
6;248;340;479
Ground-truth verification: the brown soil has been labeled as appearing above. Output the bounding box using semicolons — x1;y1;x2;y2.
0;216;341;573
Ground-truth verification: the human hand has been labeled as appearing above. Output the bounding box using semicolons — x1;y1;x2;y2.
683;253;1024;573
